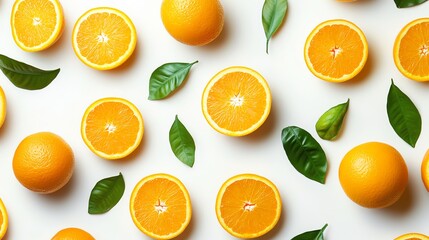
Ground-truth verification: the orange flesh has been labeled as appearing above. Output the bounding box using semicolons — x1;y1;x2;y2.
13;0;58;47
398;22;429;77
85;102;140;155
206;72;267;132
219;179;278;234
308;24;364;78
76;12;132;65
132;178;188;236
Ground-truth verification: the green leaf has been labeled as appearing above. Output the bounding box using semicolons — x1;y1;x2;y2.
262;0;288;54
291;224;328;240
0;54;60;90
315;99;349;140
281;126;327;184
387;79;421;147
169;115;195;167
148;61;198;100
394;0;427;8
88;173;125;214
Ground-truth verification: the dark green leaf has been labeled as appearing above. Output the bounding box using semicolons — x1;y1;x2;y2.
291;224;328;240
262;0;288;53
0;54;60;90
394;0;427;8
281;126;327;184
88;173;125;214
169;115;195;167
148;61;198;100
387;79;421;147
316;99;349;140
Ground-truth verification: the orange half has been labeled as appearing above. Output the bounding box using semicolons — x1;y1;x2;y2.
0;199;8;239
130;173;192;240
304;19;368;82
421;149;429;191
11;0;64;52
395;233;429;240
202;66;271;137
81;97;144;160
394;18;429;81
215;174;282;238
0;86;6;129
72;7;137;70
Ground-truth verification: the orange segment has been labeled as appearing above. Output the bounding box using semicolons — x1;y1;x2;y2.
421;149;429;191
11;0;64;52
395;233;429;240
304;19;368;82
0;199;8;239
202;66;271;136
72;7;137;70
130;173;192;240
81;97;144;160
215;174;282;239
394;18;429;81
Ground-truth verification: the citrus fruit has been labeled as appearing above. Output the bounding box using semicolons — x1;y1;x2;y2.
130;173;192;240
395;233;429;240
51;227;95;240
215;174;282;239
0;199;8;239
304;19;368;82
161;0;224;46
393;18;429;81
339;142;408;208
72;7;137;70
0;86;6;129
81;97;143;160
421;149;429;191
202;66;271;137
11;0;64;52
13;132;74;194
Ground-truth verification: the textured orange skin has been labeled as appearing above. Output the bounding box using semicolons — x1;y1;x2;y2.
52;227;95;240
13;132;74;194
339;142;408;208
161;0;224;46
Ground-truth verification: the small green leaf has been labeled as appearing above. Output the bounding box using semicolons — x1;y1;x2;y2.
291;224;328;240
262;0;288;54
88;173;125;214
387;79;421;147
394;0;427;8
169;115;195;167
0;54;60;90
281;126;327;184
316;99;349;140
148;61;198;100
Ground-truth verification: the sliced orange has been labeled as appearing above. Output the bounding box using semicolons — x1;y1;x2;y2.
52;227;95;240
201;66;271;137
215;174;282;238
394;18;429;81
11;0;64;52
395;233;429;240
0;86;6;129
421;149;429;191
81;97;144;160
304;19;368;82
130;173;192;240
72;7;137;70
0;198;8;239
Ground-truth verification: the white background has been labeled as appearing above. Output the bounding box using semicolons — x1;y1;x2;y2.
0;0;428;239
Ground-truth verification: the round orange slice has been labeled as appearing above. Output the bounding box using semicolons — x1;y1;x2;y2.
11;0;64;52
394;18;429;81
421;149;429;192
0;86;6;129
202;66;271;137
304;19;368;82
216;174;282;238
130;173;192;240
72;7;137;70
81;97;144;160
0;199;8;239
395;233;429;240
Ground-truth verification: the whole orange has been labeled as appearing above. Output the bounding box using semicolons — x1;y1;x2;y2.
52;227;95;240
161;0;224;46
13;132;74;194
339;142;408;208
